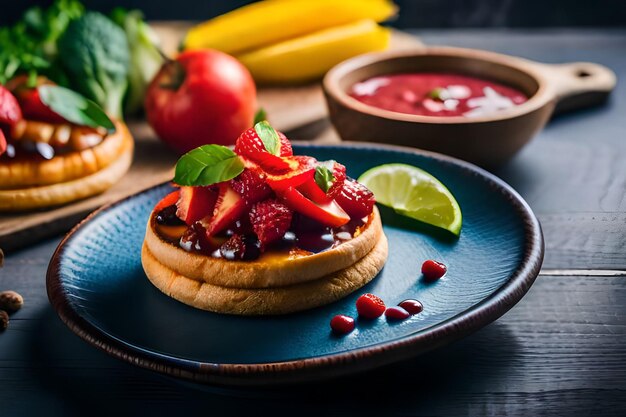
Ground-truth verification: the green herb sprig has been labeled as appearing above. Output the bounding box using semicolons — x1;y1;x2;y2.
254;121;280;155
173;145;244;187
38;85;116;132
315;160;336;193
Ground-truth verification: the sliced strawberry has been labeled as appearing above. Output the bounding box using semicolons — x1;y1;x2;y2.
154;190;181;212
230;168;273;205
199;183;247;237
280;187;350;228
0;85;22;127
249;198;293;247
298;161;347;204
234;126;293;171
298;177;332;205
335;179;376;219
176;186;218;225
266;156;317;192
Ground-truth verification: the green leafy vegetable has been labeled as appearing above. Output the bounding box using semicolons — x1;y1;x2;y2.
38;85;116;132
254;121;280;155
58;12;130;119
174;145;245;186
0;0;84;84
110;8;164;115
315;161;336;193
253;108;267;125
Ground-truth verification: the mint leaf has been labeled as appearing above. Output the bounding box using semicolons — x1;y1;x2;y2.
174;145;244;186
315;161;335;193
38;85;116;133
254;120;280;155
428;87;446;101
253;108;267;125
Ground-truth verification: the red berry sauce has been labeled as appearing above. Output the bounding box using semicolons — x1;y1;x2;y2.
422;259;447;281
356;293;386;319
349;73;528;118
330;314;355;335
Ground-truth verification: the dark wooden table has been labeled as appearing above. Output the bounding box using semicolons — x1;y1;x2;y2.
2;29;625;416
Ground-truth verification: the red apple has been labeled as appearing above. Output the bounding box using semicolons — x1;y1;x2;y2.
145;49;257;154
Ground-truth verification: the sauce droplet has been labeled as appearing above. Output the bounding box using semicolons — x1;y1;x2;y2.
385;306;410;321
398;299;423;315
330;314;355;335
422;259;447;281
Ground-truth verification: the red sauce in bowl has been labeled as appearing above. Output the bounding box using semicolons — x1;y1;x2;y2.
349;73;528;118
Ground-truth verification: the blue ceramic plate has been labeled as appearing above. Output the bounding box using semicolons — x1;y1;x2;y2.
47;143;543;386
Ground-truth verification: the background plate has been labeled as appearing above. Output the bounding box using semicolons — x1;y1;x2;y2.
47;143;543;386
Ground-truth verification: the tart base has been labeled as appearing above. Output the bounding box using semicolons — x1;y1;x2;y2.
144;207;384;289
0;120;131;189
141;233;388;316
0;124;133;211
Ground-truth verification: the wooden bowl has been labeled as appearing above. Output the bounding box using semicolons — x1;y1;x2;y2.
323;47;616;167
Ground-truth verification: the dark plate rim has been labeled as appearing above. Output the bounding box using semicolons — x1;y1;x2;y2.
46;142;544;386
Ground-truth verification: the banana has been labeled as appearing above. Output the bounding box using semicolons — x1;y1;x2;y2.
237;20;390;85
184;0;396;55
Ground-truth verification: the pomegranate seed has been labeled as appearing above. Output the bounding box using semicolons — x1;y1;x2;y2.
422;259;447;281
330;315;355;335
398;299;423;315
356;293;386;319
385;306;410;320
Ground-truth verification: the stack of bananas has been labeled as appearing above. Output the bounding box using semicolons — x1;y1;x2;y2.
183;0;397;84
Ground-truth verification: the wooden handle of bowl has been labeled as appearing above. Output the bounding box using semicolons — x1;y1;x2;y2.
530;61;617;115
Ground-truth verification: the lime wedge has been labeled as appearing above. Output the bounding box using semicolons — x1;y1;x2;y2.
358;163;462;236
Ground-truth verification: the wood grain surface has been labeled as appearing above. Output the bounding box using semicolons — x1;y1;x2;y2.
0;27;422;252
0;29;625;417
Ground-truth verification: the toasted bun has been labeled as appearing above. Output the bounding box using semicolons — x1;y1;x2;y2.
142;232;388;315
0;120;129;189
144;207;383;289
0;122;133;211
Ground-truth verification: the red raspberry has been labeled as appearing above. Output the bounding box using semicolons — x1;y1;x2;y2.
356;293;386;319
230;169;273;205
234;126;293;171
249;198;293;247
334;179;376;219
330;314;355;335
326;162;347;198
0;85;22;127
422;260;447;280
385;306;410;321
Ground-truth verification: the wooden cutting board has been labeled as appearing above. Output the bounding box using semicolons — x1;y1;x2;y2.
0;27;422;252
